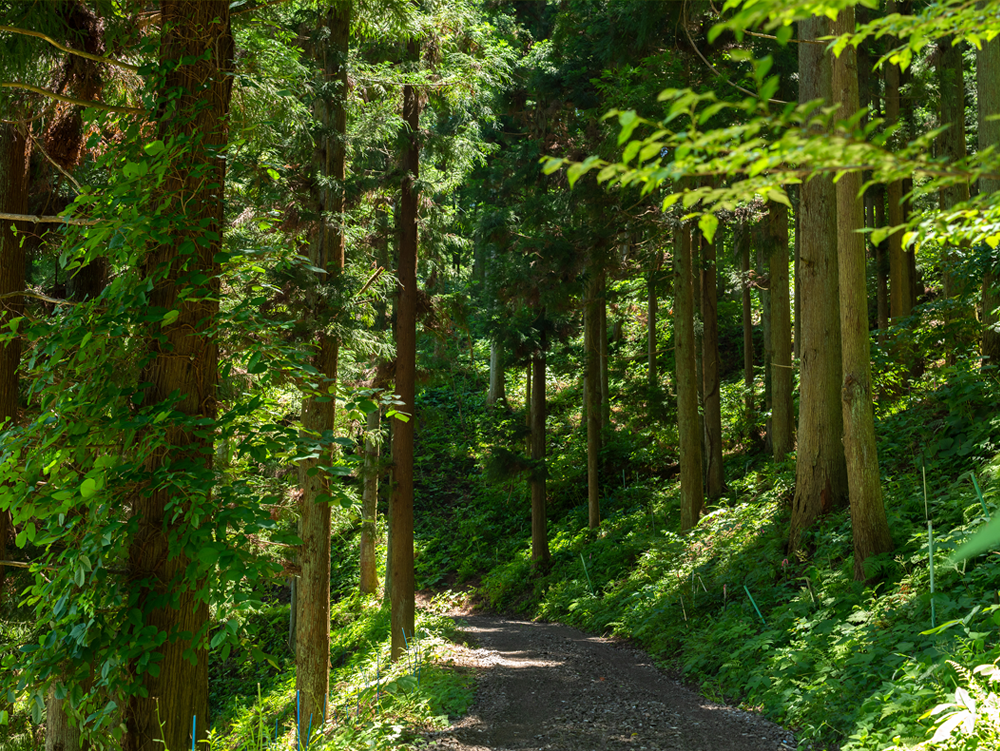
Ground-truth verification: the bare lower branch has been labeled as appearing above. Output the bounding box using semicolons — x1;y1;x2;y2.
0;211;97;226
1;82;145;115
0;25;141;72
0;290;77;306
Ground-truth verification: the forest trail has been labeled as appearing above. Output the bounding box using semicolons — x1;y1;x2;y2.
422;612;797;751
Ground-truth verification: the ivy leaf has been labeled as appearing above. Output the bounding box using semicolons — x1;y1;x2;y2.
80;478;98;499
698;214;720;244
160;310;180;327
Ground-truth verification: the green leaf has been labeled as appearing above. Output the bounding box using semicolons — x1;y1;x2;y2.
161;309;180;327
198;547;220;567
617;110;640;146
144;140;165;156
950;515;1000;563
540;158;565;175
80;478;97;499
698;214;719;243
266;168;280;181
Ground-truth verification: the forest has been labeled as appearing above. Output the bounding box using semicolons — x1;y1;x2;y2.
3;0;1000;749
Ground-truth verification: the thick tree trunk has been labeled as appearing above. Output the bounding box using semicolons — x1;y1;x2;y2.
296;2;350;727
739;223;754;415
756;238;772;446
530;344;550;564
487;341;506;404
769;201;794;459
360;407;380;595
789;15;848;554
46;681;83;751
700;231;724;500
979;26;1000;365
832;8;894;581
585;271;602;528
125;4;232;749
874;187;889;341
389;43;420;662
675;224;703;530
0;123;27;631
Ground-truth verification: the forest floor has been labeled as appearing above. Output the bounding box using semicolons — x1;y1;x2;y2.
419;603;799;751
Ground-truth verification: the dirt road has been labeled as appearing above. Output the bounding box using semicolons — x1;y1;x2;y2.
424;614;797;751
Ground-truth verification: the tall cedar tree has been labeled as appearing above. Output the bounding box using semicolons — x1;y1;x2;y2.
390;39;420;662
530;328;550;564
125;2;232;748
700;231;724;499
0;124;28;606
884;1;912;321
297;3;351;734
769;201;794;459
585;269;602;527
832;8;894;580
789;15;848;554
675;222;703;530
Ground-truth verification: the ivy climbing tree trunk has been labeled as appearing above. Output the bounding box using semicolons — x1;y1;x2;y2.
390;40;421;662
675;223;703;530
769;200;794;460
296;3;350;733
125;3;232;749
0;123;27;608
789;15;848;555
832;8;894;580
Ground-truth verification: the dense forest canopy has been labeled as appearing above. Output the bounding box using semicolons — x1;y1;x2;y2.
4;0;1000;749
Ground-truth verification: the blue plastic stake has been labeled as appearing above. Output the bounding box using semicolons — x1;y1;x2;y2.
296;690;301;751
306;713;312;750
274;718;279;742
743;585;766;625
192;716;196;751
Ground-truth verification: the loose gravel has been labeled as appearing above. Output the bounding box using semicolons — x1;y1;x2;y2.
423;614;797;751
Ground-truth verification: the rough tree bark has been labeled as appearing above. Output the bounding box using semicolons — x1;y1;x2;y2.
884;8;912;322
487;341;506;404
390;40;420;662
0;124;27;618
789;15;848;555
832;8;894;580
675;223;703;530
700;231;724;500
738;223;754;415
125;3;232;749
295;2;350;730
768;201;794;460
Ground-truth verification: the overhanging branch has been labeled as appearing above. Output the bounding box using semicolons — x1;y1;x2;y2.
1;82;145;115
0;211;97;226
0;25;141;72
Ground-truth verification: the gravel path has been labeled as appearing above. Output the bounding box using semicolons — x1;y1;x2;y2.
423;614;797;751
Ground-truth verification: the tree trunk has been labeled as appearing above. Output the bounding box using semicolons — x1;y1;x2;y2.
487;341;506;404
46;681;83;751
585;271;602;528
874;186;889;341
675;223;703;530
125;4;232;749
884;13;912;322
530;342;550;564
296;2;350;727
769;200;794;459
979;24;1000;366
0;124;27;604
793;186;801;360
389;41;420;662
739;223;754;415
647;260;658;391
700;231;724;500
360;407;380;595
789;15;849;554
756;237;772;448
599;281;610;428
832;8;894;581
937;35;971;360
